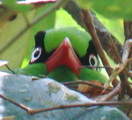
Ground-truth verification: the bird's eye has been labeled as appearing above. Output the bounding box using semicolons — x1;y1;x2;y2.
30;47;42;63
89;54;98;67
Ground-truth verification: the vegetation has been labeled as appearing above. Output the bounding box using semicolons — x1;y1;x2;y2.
0;0;132;119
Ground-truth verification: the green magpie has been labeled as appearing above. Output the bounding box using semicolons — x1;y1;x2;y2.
17;27;107;83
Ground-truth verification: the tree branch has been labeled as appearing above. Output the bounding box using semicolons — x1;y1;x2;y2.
0;94;132;115
98;81;121;101
119;40;132;98
64;1;123;64
81;10;119;86
124;21;132;40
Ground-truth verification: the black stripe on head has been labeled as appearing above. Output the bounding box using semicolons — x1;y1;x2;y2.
77;40;98;66
30;31;53;64
35;31;45;48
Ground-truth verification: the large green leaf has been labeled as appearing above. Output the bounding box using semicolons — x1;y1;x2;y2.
3;0;33;12
55;8;84;29
0;72;130;120
76;0;132;20
0;4;55;70
95;12;124;44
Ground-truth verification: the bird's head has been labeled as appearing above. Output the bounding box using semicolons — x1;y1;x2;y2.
27;27;106;82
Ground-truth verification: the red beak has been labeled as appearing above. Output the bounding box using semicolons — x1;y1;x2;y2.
45;38;82;75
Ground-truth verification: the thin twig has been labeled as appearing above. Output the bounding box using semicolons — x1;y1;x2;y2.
108;36;122;63
98;81;121;101
96;29;123;63
78;65;112;69
63;81;113;91
119;40;132;98
5;65;15;74
104;58;132;90
122;39;132;63
0;60;15;74
28;101;132;114
81;9;118;87
0;94;30;112
0;0;69;54
0;94;132;115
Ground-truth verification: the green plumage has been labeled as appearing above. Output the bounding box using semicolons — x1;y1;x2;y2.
45;27;91;57
16;65;107;83
79;68;106;83
48;66;77;82
12;27;107;83
15;63;47;76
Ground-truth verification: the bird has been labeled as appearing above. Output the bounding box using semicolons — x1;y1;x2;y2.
16;27;107;83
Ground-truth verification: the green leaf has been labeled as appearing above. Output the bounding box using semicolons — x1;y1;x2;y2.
0;72;130;119
95;12;124;44
0;4;55;70
3;0;32;12
55;8;83;29
76;0;132;20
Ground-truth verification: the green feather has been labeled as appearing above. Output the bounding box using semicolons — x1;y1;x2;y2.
45;27;91;57
48;67;107;83
14;63;47;77
79;68;107;83
48;66;77;82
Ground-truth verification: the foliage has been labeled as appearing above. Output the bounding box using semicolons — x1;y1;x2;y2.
0;0;131;119
0;0;126;69
76;0;132;20
0;73;129;119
